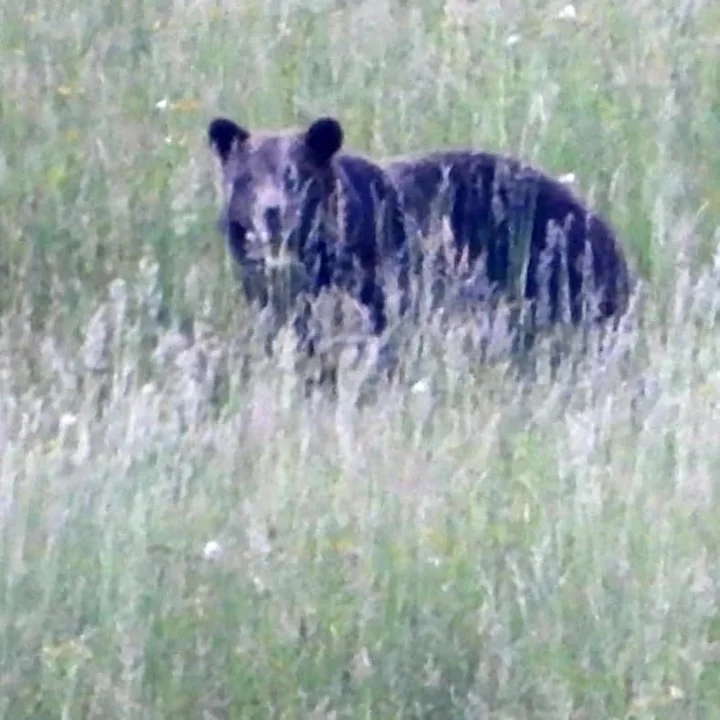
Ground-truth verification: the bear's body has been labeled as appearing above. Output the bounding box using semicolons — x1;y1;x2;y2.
208;116;410;350
384;150;631;332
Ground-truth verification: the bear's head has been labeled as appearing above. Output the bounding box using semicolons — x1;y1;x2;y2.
208;115;345;265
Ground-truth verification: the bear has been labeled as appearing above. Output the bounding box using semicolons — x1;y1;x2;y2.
207;115;412;362
383;150;632;350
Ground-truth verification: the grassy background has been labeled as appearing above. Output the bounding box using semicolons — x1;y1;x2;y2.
2;0;720;716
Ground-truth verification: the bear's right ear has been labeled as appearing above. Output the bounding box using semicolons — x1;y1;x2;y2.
208;118;250;163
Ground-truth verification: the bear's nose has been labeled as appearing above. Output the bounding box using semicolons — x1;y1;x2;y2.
264;206;282;237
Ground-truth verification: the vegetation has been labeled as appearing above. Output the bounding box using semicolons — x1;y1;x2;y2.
1;0;720;716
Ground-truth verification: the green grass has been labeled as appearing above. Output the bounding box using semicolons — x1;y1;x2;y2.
2;0;720;717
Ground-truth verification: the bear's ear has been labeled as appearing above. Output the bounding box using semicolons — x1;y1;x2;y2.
304;117;344;166
208;117;250;163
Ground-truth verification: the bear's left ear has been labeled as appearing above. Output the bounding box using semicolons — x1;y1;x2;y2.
304;117;344;166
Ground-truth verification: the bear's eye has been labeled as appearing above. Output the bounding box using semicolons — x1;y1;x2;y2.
282;166;300;194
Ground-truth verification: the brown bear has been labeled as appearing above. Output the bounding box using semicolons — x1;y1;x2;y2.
383;150;632;344
207;115;412;356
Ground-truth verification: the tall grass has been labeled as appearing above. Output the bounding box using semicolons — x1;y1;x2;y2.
2;0;720;716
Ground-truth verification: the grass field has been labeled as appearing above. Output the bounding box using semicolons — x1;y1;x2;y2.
2;0;720;716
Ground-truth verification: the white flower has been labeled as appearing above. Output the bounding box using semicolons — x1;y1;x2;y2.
411;378;430;394
557;4;577;20
59;413;78;430
203;540;223;561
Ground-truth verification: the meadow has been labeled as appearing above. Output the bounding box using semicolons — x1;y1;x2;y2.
2;0;720;716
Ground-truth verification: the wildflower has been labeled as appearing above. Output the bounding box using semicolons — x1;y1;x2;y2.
330;534;356;553
56;85;83;98
58;413;78;434
203;540;223;561
557;4;577;21
169;98;200;113
411;378;430;394
208;5;224;21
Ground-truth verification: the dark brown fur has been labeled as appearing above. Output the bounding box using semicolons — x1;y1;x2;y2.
383;150;632;334
208;116;411;349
